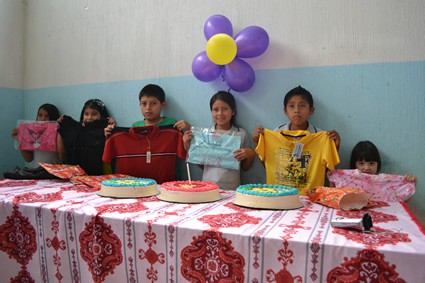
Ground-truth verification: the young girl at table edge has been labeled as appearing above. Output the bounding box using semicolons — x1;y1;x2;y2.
183;91;256;190
350;140;416;183
11;103;61;167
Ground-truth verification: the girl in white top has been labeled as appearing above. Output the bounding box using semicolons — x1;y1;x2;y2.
183;91;255;190
11;103;61;167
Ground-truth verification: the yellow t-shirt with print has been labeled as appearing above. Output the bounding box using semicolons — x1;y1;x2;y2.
256;129;340;195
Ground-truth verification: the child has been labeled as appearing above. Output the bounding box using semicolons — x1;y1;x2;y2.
327;140;416;201
11;103;61;166
58;99;113;175
350;141;416;183
183;91;256;190
253;85;341;149
104;84;190;136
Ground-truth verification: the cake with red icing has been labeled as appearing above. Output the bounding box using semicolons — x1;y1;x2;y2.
234;184;302;210
158;181;220;203
98;178;158;198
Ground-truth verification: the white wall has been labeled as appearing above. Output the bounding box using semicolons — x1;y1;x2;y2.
23;0;425;88
0;0;25;88
0;0;25;173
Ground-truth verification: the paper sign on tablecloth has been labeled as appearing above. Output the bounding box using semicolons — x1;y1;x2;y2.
187;127;242;170
16;120;59;152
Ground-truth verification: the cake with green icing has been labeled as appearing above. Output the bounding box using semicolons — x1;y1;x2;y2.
234;184;302;209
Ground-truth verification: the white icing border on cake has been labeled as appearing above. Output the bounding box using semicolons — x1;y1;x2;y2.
158;181;220;203
98;178;158;198
234;184;303;210
234;193;302;210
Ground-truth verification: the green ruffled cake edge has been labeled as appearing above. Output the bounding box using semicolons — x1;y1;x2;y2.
101;178;157;187
236;184;298;197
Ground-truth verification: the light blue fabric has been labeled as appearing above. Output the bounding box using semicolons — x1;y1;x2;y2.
187;127;241;170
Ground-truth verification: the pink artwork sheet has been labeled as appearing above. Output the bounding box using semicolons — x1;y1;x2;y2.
328;169;415;202
17;121;59;152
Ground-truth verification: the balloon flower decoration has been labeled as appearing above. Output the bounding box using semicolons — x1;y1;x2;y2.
192;15;269;92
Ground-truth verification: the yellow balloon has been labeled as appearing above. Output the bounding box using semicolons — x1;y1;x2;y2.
206;33;237;65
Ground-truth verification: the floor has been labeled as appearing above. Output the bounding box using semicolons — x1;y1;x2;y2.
405;202;425;228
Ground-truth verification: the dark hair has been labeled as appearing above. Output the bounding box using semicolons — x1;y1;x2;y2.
79;99;109;122
37;103;60;121
284;85;314;109
350;141;382;173
210;91;237;126
138;84;165;103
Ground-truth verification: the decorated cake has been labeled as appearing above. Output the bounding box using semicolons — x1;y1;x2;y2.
98;178;158;198
233;184;303;210
158;181;220;203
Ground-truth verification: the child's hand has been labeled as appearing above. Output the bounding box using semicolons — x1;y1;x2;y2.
326;130;341;150
183;130;193;150
57;115;65;123
253;125;264;145
107;117;116;127
404;174;416;184
104;124;114;138
11;128;18;139
234;148;255;161
174;120;191;132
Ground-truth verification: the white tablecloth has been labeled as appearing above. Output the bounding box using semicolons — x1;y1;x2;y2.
1;179;424;282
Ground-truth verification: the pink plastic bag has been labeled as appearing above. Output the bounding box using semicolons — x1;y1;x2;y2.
328;169;415;202
17;121;58;152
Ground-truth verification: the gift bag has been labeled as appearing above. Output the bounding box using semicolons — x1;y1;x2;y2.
16;120;59;152
307;186;370;210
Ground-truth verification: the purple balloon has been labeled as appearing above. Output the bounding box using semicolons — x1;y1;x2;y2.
204;15;233;40
223;58;255;92
192;51;223;82
234;26;269;58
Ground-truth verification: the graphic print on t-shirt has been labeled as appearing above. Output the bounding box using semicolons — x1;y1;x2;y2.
274;148;311;190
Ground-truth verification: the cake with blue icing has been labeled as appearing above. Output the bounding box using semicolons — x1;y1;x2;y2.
234;184;302;209
98;178;158;198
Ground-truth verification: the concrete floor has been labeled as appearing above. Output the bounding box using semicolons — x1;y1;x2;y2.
405;202;425;229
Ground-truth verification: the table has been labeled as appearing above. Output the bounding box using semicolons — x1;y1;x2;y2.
1;179;425;282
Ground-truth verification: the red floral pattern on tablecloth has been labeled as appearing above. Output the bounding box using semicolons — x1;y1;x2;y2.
224;201;258;212
138;221;165;282
327;249;406;282
79;216;123;283
46;208;67;282
0;206;37;265
181;230;245;282
11;268;35;283
12;190;63;205
266;240;303;283
60;184;98;193
333;226;410;249
0;179;37;188
309;206;331;281
94;199;149;215
198;212;262;229
336;210;397;224
279;202;313;240
0;206;37;282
